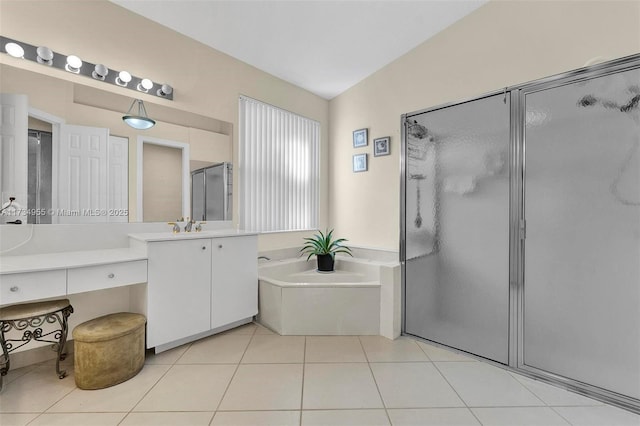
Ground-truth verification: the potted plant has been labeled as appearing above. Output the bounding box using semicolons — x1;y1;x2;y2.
300;228;353;272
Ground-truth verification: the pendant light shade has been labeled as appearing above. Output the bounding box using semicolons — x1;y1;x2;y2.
123;99;155;130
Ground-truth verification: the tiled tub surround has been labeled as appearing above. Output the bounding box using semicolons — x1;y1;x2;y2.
258;249;401;338
1;322;638;426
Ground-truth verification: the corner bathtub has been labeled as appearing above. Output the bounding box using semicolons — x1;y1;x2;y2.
257;257;381;335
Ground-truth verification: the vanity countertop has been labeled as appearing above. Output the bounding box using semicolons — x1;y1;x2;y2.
128;229;257;242
0;247;148;275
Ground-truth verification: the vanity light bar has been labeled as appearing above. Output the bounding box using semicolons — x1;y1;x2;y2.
0;36;173;101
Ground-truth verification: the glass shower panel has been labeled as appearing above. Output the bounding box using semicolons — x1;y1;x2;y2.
404;93;511;363
523;67;640;400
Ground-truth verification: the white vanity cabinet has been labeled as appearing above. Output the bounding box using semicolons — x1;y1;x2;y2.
129;231;258;352
0;249;148;307
211;236;258;329
0;270;67;305
145;239;212;348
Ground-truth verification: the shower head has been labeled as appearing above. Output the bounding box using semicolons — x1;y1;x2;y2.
406;120;430;140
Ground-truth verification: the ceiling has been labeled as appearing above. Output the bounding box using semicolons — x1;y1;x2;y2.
111;0;486;100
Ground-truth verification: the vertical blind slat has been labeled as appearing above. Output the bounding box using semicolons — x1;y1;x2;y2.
239;96;319;233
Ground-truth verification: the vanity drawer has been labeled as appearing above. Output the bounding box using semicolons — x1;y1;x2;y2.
67;260;148;294
0;270;67;305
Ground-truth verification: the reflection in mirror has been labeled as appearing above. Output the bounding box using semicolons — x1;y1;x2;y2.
27;127;52;224
0;64;233;224
191;163;232;222
139;136;190;223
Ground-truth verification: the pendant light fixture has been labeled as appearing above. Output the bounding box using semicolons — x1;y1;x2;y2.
122;99;156;130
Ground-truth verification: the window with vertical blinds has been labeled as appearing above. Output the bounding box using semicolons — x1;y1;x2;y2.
239;96;319;232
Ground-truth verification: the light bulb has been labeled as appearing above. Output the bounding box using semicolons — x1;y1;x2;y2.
36;46;54;65
5;42;24;58
138;78;153;92
116;71;132;86
157;84;173;97
65;55;82;73
92;64;109;80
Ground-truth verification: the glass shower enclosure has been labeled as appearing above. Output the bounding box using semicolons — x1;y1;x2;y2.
403;93;512;364
401;55;640;412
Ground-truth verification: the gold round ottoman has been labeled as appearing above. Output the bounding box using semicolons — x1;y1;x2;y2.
73;312;146;390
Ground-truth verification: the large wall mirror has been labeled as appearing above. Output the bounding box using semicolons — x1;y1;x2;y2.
0;64;233;224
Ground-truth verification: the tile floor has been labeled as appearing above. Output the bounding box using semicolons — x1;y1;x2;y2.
1;322;639;426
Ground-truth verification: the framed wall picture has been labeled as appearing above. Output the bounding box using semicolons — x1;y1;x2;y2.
373;137;390;156
353;128;368;148
353;153;368;172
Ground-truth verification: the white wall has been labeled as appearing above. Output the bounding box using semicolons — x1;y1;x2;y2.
0;0;330;250
328;0;640;250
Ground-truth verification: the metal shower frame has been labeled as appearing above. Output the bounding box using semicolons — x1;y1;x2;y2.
400;53;640;414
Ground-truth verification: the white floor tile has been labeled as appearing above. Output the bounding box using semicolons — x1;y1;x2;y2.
241;335;305;363
4;332;638;426
387;408;481;426
177;334;251;364
144;344;190;365
371;362;464;408
222;323;257;335
212;410;300;425
254;323;277;335
0;413;40;426
416;341;477;362
47;364;170;413
435;362;544;407
305;336;367;363
28;412;126;425
510;373;605;407
0;365;76;413
301;409;390;425
133;364;236;411
472;407;571;425
1;364;39;387
359;336;429;362
219;364;303;410
120;411;214;425
553;405;640;425
303;363;384;409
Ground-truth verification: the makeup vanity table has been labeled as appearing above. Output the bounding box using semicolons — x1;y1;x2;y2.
0;230;258;353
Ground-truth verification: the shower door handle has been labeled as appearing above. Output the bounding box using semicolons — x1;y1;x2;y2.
519;219;527;240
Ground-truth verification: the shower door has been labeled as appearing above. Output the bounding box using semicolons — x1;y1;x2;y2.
403;93;512;364
521;65;640;403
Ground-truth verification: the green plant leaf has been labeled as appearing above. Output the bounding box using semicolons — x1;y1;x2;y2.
299;228;352;258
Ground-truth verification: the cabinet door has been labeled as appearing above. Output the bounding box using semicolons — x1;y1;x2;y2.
147;239;211;347
211;235;257;329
